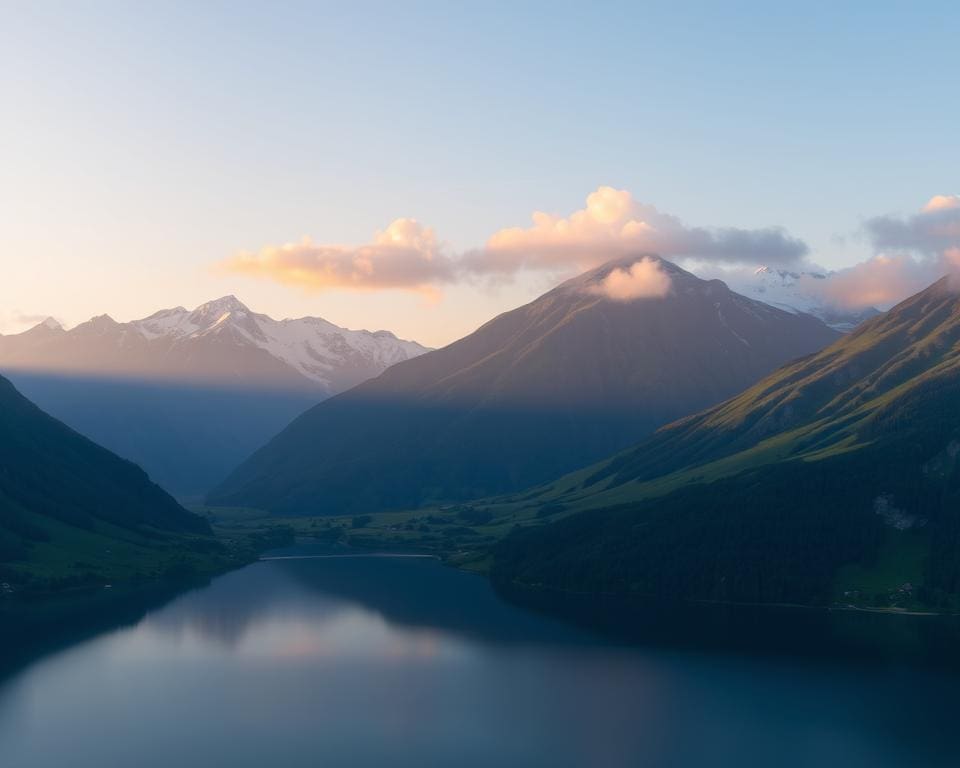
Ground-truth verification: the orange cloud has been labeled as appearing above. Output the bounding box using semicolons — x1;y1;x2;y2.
793;196;960;311
815;254;938;309
221;218;456;293
220;187;808;295
923;194;960;212
467;186;807;275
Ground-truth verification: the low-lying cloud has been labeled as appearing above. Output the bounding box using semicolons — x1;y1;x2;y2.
220;187;808;296
717;195;960;313
825;195;960;308
815;254;946;309
589;258;673;301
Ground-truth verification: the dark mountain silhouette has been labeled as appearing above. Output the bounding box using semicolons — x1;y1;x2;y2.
0;375;210;583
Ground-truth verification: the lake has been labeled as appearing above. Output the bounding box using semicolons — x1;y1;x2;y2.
0;546;957;768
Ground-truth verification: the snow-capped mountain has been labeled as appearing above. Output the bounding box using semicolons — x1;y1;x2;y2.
0;298;430;497
0;296;430;394
732;267;880;332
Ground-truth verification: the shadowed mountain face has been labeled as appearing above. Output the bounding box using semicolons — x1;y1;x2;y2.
0;374;207;573
210;255;841;515
492;276;960;608
0;297;429;497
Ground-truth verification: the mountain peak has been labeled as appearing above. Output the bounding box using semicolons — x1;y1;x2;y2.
557;254;699;295
87;314;118;329
29;317;63;332
194;295;250;315
731;265;877;332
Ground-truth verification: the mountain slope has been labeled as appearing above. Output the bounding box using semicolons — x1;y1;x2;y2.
0;297;429;497
491;276;960;609
209;255;840;515
0;375;215;588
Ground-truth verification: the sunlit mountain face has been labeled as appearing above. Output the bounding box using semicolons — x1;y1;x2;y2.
0;297;430;498
0;295;429;392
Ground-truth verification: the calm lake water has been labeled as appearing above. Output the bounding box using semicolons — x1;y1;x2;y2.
0;547;957;768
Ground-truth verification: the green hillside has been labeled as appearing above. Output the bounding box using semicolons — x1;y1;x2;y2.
491;277;960;610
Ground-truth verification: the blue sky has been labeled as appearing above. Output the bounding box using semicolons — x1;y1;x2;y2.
1;1;957;345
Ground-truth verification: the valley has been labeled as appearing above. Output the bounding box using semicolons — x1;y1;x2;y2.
6;10;958;765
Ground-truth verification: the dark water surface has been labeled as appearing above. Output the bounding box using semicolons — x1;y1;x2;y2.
1;548;957;768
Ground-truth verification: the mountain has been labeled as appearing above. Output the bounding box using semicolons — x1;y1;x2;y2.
492;276;960;609
732;266;881;332
0;297;429;497
0;374;214;589
209;255;841;515
0;295;428;392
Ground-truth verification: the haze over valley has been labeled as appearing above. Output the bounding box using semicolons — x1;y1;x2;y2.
0;296;428;496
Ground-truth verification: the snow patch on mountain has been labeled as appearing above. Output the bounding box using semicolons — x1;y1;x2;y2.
125;296;430;389
733;266;881;332
4;296;430;394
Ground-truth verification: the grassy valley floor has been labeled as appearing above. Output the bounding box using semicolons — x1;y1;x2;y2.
199;503;951;615
0;513;296;598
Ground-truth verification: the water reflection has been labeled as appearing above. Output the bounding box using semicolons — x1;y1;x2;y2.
0;551;958;768
149;554;596;648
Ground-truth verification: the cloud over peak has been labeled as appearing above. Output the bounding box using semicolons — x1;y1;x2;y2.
589;257;673;301
471;186;807;275
219;186;808;296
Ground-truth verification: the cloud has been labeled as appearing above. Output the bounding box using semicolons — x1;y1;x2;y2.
815;254;943;309
589;258;673;301
221;187;808;296
0;311;61;335
13;311;53;326
221;218;457;294
808;195;960;308
465;186;808;276
866;195;960;255
923;195;960;213
718;195;960;314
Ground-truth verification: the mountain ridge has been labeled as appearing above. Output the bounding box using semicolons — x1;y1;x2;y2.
490;274;960;609
0;297;431;497
0;295;429;394
209;254;842;515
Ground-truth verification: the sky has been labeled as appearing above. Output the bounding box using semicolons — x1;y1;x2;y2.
1;0;958;347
